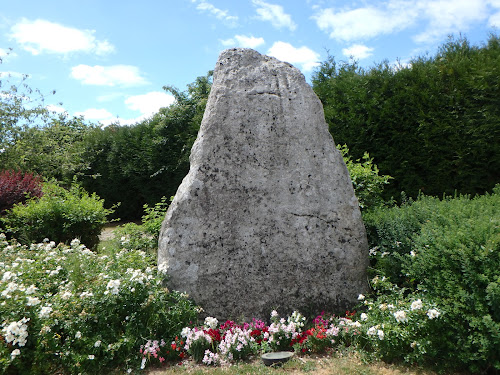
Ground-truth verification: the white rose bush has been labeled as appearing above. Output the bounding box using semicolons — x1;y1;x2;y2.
0;233;198;374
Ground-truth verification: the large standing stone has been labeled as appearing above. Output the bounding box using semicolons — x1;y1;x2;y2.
158;48;369;320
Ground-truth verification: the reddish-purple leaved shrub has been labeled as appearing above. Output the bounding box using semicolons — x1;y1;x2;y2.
0;170;43;213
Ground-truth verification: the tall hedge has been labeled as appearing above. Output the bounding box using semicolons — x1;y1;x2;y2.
313;35;500;199
80;73;211;220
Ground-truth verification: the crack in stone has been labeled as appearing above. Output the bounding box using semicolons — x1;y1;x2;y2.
247;89;281;97
290;212;337;226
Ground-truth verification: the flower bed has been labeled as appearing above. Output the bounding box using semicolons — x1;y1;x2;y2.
0;234;198;374
140;310;364;369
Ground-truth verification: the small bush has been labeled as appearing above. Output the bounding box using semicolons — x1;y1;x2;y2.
107;196;170;255
1;181;112;250
363;188;500;373
0;170;43;214
338;144;392;211
362;194;437;285
141;196;170;239
0;235;199;374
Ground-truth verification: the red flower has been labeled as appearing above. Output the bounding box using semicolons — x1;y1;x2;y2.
206;328;221;342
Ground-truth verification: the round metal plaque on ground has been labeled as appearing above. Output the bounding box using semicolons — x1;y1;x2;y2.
261;351;294;366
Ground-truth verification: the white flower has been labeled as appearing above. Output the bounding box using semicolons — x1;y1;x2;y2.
360;313;368;321
158;262;168;275
411;341;417;348
427;309;440;319
393;310;408;323
202;349;220;365
204;316;218;329
271;310;279;318
25;285;37;294
94;340;101;347
80;291;94;298
26;296;41;306
106;279;121;295
3;318;30;347
60;291;73;300
140;357;147;369
75;331;82;339
367;326;377;335
377;329;384;340
410;251;416;257
39;306;53;319
2;271;16;282
88;354;95;360
181;327;191;338
1;282;20;297
70;238;81;247
411;299;423;310
357;294;365;300
11;348;21;359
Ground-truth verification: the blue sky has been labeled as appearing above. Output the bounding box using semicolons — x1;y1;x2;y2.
1;0;499;126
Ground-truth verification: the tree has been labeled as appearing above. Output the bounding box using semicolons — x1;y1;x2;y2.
312;34;500;199
0;49;56;151
81;72;213;220
0;115;95;184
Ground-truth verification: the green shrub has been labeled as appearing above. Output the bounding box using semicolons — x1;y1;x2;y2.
337;144;392;211
351;282;444;368
363;188;500;372
108;196;170;255
362;194;438;285
0;235;199;374
141;196;170;238
1;181;112;250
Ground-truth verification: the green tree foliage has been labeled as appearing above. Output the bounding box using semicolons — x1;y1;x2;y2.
0;115;95;184
81;72;212;220
0;50;56;151
313;35;500;199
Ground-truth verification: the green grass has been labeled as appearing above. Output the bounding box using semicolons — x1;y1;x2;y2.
146;351;441;375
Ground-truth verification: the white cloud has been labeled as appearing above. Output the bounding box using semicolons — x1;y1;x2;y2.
9;18;115;56
414;0;489;43
489;11;500;26
252;0;297;31
342;44;375;60
221;34;265;48
0;48;17;62
313;2;417;42
125;91;175;116
193;1;238;27
46;104;67;114
313;0;495;44
267;41;320;72
0;70;26;80
71;65;148;86
75;108;114;120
